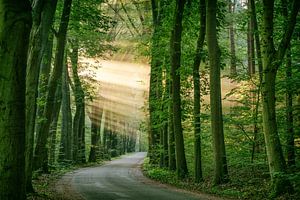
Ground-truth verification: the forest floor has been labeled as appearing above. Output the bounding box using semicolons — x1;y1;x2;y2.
26;163;99;200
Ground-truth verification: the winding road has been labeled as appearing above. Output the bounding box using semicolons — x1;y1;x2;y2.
59;152;220;200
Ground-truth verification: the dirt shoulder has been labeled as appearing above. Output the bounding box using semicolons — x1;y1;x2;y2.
53;171;85;200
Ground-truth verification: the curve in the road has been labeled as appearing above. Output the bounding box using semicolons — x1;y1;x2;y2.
68;152;218;200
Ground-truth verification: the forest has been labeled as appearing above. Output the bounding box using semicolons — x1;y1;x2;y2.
0;0;299;200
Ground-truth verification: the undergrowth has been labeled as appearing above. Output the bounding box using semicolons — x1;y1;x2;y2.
143;157;300;200
26;160;105;200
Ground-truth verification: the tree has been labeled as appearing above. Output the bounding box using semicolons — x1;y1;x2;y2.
69;39;86;163
160;75;169;168
193;0;206;183
67;0;111;163
281;0;295;168
59;52;73;162
48;80;62;165
206;0;228;185
89;107;102;162
228;0;237;75
260;0;299;195
170;0;188;179
34;0;73;171
25;0;58;192
285;47;295;167
148;0;164;165
0;1;31;199
248;0;263;162
168;79;176;170
247;0;255;75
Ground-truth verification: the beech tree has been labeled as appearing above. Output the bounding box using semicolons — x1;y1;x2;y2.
34;0;73;171
148;0;164;165
0;1;32;199
260;0;299;195
170;0;188;179
193;0;206;183
206;0;228;184
26;0;58;191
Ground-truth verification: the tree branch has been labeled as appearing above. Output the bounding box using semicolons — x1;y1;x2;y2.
276;0;300;64
107;2;135;37
120;0;140;36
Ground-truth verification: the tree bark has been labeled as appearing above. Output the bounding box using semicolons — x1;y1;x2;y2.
228;0;237;75
206;0;228;185
249;0;262;76
160;75;169;168
148;0;163;165
170;0;188;179
49;84;62;166
285;47;295;167
193;0;206;183
0;1;31;199
247;1;255;75
281;0;295;168
59;53;73;162
89;108;102;162
168;79;176;171
249;0;263;162
70;40;86;163
89;121;100;162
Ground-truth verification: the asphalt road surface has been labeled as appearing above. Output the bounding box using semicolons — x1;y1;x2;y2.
69;152;216;200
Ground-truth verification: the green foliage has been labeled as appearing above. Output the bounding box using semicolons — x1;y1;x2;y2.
68;0;114;57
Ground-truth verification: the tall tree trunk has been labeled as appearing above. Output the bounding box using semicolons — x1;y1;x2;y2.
89;121;100;162
193;0;206;183
148;0;163;165
247;2;255;75
59;53;73;162
70;40;86;163
249;0;263;162
281;0;295;168
260;0;299;195
206;0;228;185
37;34;56;166
25;0;58;192
285;47;295;167
249;0;262;76
49;84;62;166
168;79;176;171
228;0;237;75
162;121;169;167
99;109;106;159
35;33;54;134
0;1;31;199
33;0;73;171
89;108;102;162
160;76;169;168
170;0;188;179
